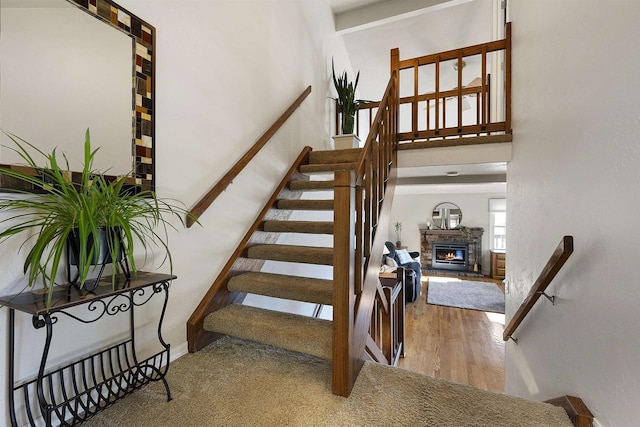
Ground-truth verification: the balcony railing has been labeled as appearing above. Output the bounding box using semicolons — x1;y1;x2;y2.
341;23;511;146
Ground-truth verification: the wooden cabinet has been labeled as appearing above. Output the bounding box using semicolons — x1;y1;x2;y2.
490;250;506;279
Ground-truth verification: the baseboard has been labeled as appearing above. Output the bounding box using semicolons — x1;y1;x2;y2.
171;341;189;362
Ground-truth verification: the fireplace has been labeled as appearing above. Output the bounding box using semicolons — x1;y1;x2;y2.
432;242;469;271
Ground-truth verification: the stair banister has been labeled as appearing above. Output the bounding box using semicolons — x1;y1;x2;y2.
332;68;398;397
186;85;312;227
503;235;574;342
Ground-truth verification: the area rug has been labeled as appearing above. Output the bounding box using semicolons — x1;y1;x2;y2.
427;277;505;313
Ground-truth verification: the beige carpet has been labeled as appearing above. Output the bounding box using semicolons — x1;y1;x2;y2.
84;336;572;427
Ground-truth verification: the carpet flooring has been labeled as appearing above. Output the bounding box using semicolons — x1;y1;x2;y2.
427;277;505;313
83;336;571;427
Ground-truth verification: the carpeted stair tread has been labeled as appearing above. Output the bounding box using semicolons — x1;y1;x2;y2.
247;244;333;265
299;162;356;174
228;272;333;305
289;179;335;191
203;305;332;360
276;199;334;210
309;147;361;164
263;220;333;234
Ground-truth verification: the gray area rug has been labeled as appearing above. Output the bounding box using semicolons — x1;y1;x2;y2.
82;335;571;427
427;277;505;313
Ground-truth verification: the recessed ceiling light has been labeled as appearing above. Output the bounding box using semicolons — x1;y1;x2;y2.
446;171;459;177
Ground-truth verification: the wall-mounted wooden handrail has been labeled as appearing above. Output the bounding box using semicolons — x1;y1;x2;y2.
187;147;313;353
503;236;574;342
186;85;312;227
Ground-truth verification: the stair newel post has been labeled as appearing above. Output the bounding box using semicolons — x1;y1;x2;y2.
505;22;512;134
333;169;357;397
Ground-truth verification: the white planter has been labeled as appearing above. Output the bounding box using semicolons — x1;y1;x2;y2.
332;134;361;150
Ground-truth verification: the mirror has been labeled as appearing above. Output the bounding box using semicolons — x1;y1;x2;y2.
0;0;156;191
432;202;462;229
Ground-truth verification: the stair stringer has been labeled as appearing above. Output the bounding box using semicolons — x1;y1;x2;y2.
186;147;313;353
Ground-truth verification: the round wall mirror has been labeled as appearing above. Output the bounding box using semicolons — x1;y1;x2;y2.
432;202;462;229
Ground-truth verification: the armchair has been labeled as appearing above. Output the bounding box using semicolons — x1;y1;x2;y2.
383;241;422;302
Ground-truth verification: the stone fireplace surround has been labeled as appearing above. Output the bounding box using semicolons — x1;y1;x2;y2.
420;228;483;275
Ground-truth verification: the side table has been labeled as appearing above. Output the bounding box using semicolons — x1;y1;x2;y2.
0;271;175;426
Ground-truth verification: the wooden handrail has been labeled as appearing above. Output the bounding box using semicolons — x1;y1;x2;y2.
186;85;312;227
332;63;398;396
503;236;574;342
186;147;313;352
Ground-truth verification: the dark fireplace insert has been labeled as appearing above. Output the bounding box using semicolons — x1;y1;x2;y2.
432;242;469;271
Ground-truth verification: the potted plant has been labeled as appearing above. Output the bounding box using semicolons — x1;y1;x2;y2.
394;222;402;247
0;129;195;307
332;59;368;149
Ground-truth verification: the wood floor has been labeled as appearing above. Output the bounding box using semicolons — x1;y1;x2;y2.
398;275;505;393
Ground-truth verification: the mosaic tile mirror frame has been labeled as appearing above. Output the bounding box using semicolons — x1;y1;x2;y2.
1;0;156;192
71;0;156;192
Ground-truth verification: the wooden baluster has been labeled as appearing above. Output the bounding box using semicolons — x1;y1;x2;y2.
435;56;440;135
413;60;419;138
505;22;512;133
372;143;380;231
363;156;372;258
457;51;463;134
476;85;481;135
355;185;363;295
487;74;492;128
481;46;487;130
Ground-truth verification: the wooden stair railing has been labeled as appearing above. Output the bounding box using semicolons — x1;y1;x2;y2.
503;236;574;342
186;147;313;353
332;65;398;396
346;23;512;145
186;85;312;227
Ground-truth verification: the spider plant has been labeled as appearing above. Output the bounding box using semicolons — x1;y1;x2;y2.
0;129;196;307
332;59;368;135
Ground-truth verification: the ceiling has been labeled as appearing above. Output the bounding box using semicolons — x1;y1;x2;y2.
328;0;506;195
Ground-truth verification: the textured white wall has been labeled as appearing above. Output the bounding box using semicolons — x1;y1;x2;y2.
0;1;350;423
506;1;640;426
389;191;506;275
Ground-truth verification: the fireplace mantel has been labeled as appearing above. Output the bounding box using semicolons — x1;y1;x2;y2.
420;228;483;274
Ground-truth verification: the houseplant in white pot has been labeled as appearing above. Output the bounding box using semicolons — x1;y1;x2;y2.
0;129;195;307
332;59;368;149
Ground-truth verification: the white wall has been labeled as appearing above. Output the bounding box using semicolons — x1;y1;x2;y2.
1;6;132;174
506;1;640;426
389;190;506;275
0;1;350;423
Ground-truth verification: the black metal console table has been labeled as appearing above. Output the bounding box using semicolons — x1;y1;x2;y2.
0;271;176;426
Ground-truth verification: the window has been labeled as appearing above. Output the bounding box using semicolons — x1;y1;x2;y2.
489;199;506;250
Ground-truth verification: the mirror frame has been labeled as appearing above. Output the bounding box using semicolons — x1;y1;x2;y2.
1;0;156;192
431;202;462;230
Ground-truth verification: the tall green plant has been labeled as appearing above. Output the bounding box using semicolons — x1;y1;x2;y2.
0;129;196;307
332;59;367;135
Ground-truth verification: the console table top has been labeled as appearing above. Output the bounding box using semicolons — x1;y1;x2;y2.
0;271;176;315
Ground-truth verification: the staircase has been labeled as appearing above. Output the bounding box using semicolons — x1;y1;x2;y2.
195;147;361;365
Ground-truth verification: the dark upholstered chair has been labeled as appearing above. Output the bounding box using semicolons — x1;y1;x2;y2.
383;241;422;303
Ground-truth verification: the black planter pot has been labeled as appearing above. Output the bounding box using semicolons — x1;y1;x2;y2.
66;227;131;290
